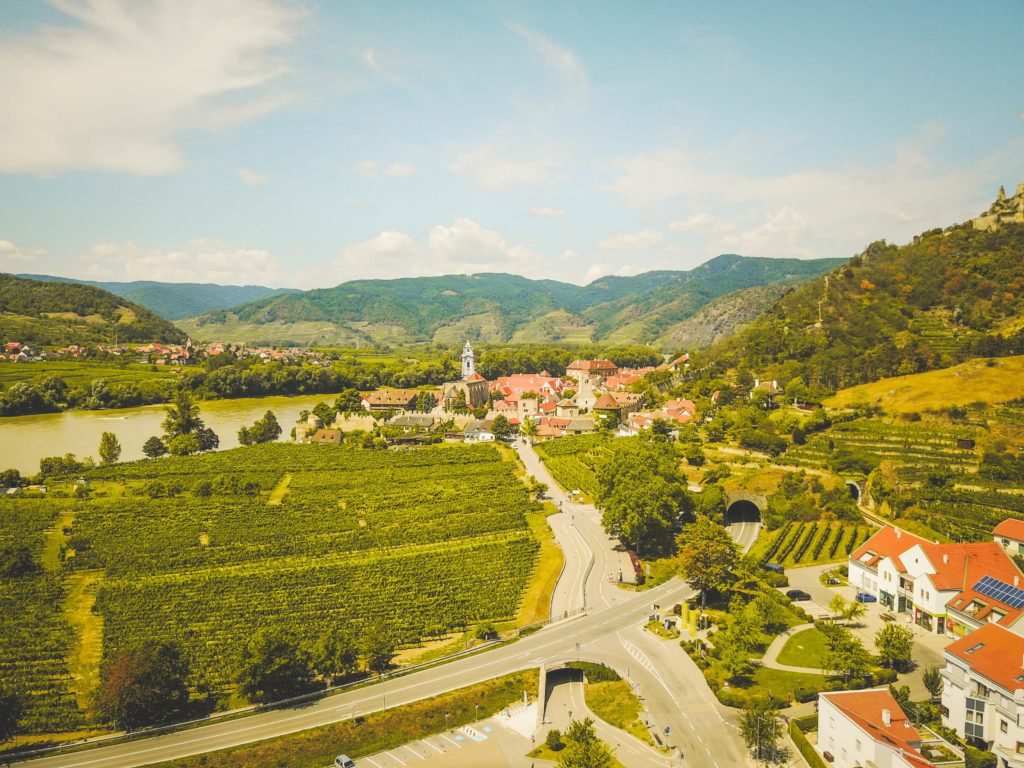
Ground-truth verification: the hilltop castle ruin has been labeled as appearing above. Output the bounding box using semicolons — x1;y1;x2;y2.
972;183;1024;230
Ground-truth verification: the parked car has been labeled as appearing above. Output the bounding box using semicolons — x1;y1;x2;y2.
335;756;356;768
762;562;785;574
855;592;877;603
786;589;811;601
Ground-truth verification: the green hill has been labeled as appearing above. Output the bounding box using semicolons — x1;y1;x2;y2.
180;255;843;347
699;222;1024;390
0;274;187;346
17;274;296;321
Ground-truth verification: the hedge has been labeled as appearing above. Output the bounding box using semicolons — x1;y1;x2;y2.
790;719;828;768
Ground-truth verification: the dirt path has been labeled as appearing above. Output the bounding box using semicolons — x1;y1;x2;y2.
267;472;293;505
64;570;104;704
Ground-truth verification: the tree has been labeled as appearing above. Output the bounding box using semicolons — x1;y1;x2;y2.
923;666;943;703
162;391;203;439
98;431;121;465
875;623;914;672
313;631;359;682
557;718;614;768
828;594;848;623
0;682;23;744
235;628;317;704
597;441;693;556
843;599;866;625
519;415;538;443
96;641;189;730
363;619;397;675
821;624;871;681
739;700;784;766
335;389;364;413
675;516;739;607
491;414;513;439
0;468;22;488
239;411;282;446
0;544;38;578
650;418;673;441
312;402;335;424
142;436;167;458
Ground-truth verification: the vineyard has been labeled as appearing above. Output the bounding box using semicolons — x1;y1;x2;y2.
533;433;615;497
753;521;874;568
4;442;543;733
890;485;1024;542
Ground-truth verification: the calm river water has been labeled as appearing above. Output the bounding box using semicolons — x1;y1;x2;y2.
0;393;353;475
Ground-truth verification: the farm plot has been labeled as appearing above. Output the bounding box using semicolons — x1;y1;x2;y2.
533;433;615;497
892;486;1024;542
755;521;873;568
4;441;543;732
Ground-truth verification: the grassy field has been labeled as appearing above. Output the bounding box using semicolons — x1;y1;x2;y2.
825;355;1024;414
2;442;548;735
144;670;539;768
776;628;830;669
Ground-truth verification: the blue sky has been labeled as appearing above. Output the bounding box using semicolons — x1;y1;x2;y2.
0;0;1022;289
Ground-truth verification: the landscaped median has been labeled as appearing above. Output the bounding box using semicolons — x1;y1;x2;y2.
566;661;663;750
145;670;538;768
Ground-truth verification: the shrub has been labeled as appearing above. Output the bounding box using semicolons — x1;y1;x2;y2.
566;661;620;683
545;728;564;751
965;746;997;768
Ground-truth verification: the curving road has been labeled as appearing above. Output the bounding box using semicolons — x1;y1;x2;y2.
17;441;760;768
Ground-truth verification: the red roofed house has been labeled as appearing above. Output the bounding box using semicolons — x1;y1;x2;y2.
851;525;1024;635
818;688;942;768
565;359;618;385
995;519;1024;556
493;373;564;400
942;622;1024;765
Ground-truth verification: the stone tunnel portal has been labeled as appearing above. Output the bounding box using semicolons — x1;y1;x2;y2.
724;499;762;525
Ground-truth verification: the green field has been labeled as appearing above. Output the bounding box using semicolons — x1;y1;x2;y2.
1;442;543;734
533;433;615;498
0;360;178;388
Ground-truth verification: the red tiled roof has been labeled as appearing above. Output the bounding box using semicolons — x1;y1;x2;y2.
946;622;1024;693
949;582;1024;628
994;519;1024;541
919;541;1018;591
851;526;928;572
593;393;621;410
566;359;617;371
465;372;486;382
821;689;929;768
540;401;557;412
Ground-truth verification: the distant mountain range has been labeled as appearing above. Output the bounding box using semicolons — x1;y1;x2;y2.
17;275;296;321
177;255;846;348
0;274;187;346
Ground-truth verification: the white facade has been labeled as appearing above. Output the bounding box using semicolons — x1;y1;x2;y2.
817;691;926;768
461;340;474;379
942;653;1024;766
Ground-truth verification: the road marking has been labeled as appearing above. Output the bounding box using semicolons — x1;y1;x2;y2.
421;739;443;754
401;744;422;760
385;750;406;765
440;734;462;748
363;757;383;768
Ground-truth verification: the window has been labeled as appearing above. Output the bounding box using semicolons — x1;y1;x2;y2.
966;642;985;654
1018;742;1024;755
1002;720;1009;733
966;698;986;738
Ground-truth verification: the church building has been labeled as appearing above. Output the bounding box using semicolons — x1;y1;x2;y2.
441;340;489;410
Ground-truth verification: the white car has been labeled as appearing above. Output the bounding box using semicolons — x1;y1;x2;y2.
335;756;356;768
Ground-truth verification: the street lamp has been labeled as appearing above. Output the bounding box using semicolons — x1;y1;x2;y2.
475;702;480;721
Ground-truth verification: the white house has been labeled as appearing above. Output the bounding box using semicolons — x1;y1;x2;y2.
817;688;932;768
995;520;1024;556
942;622;1024;767
849;526;929;613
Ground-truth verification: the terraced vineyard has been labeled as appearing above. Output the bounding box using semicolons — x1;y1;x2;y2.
753;521;873;568
533;433;615;497
5;442;542;733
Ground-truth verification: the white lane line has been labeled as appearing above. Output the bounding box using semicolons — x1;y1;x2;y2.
402;744;423;760
385;749;406;765
421;738;443;754
363;757;383;768
440;733;462;748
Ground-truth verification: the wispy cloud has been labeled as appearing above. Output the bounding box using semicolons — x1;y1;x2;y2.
0;0;300;176
0;239;44;267
505;21;588;107
526;206;566;218
596;229;664;252
237;167;268;185
449;143;564;190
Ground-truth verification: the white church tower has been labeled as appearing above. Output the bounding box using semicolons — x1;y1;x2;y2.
461;340;475;379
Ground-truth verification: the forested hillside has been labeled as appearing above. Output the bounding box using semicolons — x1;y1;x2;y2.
699;223;1024;391
18;274;295;321
0;275;187;346
181;255;844;347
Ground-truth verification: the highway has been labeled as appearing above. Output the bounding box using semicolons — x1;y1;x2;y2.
18;441;760;768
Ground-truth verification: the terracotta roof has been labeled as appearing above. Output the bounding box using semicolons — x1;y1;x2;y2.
820;689;929;768
465;372;486;382
539;401;557;412
994;519;1024;541
946;622;1024;693
851;526;928;572
556;398;578;407
919;541;1018;591
663;399;696;414
566;359;617;371
949;580;1024;628
593;393;621;410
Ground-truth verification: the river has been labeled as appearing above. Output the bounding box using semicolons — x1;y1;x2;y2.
0;393;368;475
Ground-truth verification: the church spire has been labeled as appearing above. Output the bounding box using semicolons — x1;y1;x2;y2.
461;340;474;379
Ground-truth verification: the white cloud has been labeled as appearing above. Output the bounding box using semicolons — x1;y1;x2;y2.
356;161;417;178
449;144;564;190
335;231;420;279
560;249;581;261
0;0;299;176
505;22;588;107
526;206;566;218
583;263;646;283
237;167;267;185
596;228;664;252
0;240;44;267
81;238;291;286
428;218;544;272
612;127;1016;259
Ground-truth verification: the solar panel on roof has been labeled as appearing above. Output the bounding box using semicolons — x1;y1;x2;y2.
973;575;1024;610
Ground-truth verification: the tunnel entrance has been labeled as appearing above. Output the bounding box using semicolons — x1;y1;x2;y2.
846;481;861;503
724;499;762;524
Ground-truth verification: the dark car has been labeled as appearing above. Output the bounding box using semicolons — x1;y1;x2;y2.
855;592;877;603
785;589;811;601
762;562;785;574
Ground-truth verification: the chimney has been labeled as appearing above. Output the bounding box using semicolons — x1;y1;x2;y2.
882;709;891;726
896;530;902;539
943;554;949;564
1016;576;1021;587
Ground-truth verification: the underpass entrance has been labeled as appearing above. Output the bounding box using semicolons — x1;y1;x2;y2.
724;499;762;524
